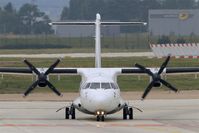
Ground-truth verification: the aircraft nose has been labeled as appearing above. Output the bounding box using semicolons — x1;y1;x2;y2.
87;90;115;111
95;95;109;105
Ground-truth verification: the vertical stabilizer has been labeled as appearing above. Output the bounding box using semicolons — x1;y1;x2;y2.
95;13;101;68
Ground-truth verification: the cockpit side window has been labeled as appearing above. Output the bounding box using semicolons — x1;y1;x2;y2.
83;83;91;89
111;83;118;89
101;83;111;89
90;83;100;89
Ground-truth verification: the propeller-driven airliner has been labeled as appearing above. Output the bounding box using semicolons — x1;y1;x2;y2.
0;14;199;121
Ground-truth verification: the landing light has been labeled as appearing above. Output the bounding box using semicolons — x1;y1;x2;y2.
97;111;100;115
96;111;105;115
101;111;104;115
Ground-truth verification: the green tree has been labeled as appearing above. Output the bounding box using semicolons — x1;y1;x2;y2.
61;0;105;20
82;0;105;20
103;0;140;21
0;2;19;34
140;0;161;21
4;2;14;13
68;0;83;19
61;6;69;20
162;0;177;9
162;0;196;9
177;0;196;9
62;0;161;21
18;3;53;34
32;15;53;34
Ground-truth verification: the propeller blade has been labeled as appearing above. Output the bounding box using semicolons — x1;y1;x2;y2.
135;63;154;77
159;79;178;92
158;55;171;75
46;80;62;96
45;59;61;75
24;60;40;75
23;80;39;97
142;81;154;100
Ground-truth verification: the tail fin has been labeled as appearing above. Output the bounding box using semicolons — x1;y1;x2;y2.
95;13;101;68
49;14;147;68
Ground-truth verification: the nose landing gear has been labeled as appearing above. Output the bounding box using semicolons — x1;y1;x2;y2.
65;105;76;119
123;105;133;120
96;111;105;121
96;115;105;121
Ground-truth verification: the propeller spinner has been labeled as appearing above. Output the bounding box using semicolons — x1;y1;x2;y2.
135;55;178;100
23;59;62;97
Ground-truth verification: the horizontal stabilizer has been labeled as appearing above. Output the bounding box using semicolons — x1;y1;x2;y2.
49;22;147;26
49;22;95;25
101;22;147;26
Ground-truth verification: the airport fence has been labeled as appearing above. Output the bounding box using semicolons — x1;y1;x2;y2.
0;33;150;50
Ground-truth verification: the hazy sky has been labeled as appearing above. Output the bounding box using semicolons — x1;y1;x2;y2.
0;0;70;20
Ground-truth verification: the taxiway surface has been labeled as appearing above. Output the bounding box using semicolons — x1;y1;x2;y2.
0;100;199;133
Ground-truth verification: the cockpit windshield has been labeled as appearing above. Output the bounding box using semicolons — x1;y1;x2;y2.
101;83;111;89
83;82;119;89
90;83;100;89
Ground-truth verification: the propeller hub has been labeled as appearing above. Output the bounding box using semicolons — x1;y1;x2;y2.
37;73;48;87
38;73;47;81
153;73;161;81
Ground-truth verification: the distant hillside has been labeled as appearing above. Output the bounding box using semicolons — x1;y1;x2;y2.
0;0;70;20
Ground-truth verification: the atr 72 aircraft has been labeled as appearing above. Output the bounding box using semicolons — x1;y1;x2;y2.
0;14;199;121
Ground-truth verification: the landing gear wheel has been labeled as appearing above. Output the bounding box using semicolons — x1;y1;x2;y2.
71;106;76;119
97;115;100;121
65;107;69;119
65;106;76;120
129;107;133;120
123;105;133;120
123;106;128;120
101;115;105;121
96;115;105;122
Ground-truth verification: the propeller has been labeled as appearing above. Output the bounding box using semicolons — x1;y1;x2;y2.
23;59;62;97
135;55;178;100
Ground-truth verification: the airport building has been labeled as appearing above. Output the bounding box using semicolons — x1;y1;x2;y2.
149;9;199;36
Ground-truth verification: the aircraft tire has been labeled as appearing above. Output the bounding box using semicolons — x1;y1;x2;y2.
123;107;128;120
101;115;105;121
71;107;76;119
129;107;133;120
97;115;100;121
65;107;70;119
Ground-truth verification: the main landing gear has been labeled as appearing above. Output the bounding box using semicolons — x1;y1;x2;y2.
65;105;76;120
123;105;133;120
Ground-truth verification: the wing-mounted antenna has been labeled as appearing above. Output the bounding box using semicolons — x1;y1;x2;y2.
49;14;147;68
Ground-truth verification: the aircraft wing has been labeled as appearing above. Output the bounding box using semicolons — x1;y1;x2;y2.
121;67;199;74
1;67;198;75
0;67;78;75
166;67;199;74
0;67;32;74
